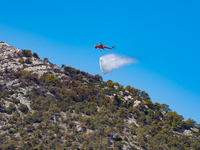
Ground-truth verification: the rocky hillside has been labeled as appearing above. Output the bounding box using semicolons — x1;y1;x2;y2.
0;42;199;150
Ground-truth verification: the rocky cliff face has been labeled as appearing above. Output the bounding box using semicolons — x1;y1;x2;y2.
0;42;199;150
0;42;23;71
0;42;66;77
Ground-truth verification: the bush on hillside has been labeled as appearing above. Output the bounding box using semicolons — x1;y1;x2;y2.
19;104;29;114
23;49;32;57
25;58;32;64
33;52;39;59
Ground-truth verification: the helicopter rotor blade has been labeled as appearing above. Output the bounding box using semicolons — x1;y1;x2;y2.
103;43;111;45
92;42;111;45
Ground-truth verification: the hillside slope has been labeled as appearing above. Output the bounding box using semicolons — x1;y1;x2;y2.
0;42;199;150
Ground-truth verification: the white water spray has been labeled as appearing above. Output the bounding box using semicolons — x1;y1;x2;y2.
99;53;138;74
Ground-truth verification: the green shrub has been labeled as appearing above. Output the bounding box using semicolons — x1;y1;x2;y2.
7;103;16;114
106;79;114;87
85;108;91;116
8;111;20;123
8;129;17;134
33;52;39;58
68;121;76;129
130;146;138;150
10;98;20;104
129;123;137;135
114;141;124;149
19;104;29;114
144;99;153;108
74;107;80;114
46;75;60;86
26;124;34;132
37;143;45;149
25;58;32;64
23;49;32;57
4;140;18;149
1;126;11;131
34;129;42;139
18;58;24;64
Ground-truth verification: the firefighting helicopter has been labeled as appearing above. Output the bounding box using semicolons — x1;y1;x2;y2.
94;42;115;51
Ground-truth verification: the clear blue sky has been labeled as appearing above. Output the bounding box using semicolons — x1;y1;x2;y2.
0;0;200;123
